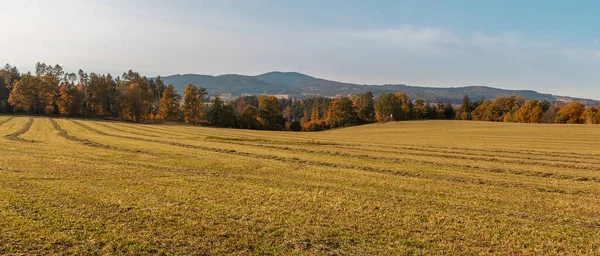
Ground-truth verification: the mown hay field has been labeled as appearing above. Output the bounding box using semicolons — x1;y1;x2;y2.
1;115;599;255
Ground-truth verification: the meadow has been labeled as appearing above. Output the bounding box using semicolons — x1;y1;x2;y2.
1;115;599;254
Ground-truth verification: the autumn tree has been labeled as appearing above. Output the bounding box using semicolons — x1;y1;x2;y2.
182;83;206;124
282;105;293;122
540;102;564;123
488;96;525;122
374;93;402;122
327;97;359;128
119;83;148;122
301;101;330;131
304;97;331;123
156;85;181;122
35;62;64;80
352;91;375;122
237;105;260;129
457;95;472;120
581;106;600;124
310;107;321;121
57;83;82;116
514;100;544;123
471;100;492;121
555;101;585;124
394;92;413;120
121;70;153;117
150;76;166;115
0;64;20;112
57;83;71;115
85;73;112;116
413;98;428;119
8;74;40;113
39;75;59;115
230;96;259;114
257;95;284;130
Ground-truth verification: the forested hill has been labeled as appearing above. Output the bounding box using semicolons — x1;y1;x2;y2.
159;72;600;105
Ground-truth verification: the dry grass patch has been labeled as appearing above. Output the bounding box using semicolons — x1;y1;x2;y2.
1;118;599;254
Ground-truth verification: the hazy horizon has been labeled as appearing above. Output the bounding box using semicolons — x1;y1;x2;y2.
2;0;599;99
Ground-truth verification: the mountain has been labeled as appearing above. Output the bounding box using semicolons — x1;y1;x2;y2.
158;72;600;105
254;72;317;87
158;74;290;96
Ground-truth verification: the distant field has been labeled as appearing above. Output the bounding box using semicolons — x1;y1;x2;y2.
1;115;599;254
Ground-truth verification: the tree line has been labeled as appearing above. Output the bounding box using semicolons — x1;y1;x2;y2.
1;63;598;132
455;95;600;124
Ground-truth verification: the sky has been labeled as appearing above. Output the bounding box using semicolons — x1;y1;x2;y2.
1;0;599;99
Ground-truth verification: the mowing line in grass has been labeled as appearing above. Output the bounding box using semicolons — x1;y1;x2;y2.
77;120;600;188
0;117;15;126
67;121;599;195
206;138;600;184
4;117;35;142
208;136;600;172
3;119;600;254
50;119;155;155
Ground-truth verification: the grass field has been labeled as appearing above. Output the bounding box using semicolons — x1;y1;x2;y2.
1;115;599;254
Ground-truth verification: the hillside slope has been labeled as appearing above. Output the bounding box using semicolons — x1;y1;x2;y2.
158;72;599;105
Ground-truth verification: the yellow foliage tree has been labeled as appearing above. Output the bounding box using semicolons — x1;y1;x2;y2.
57;83;82;116
156;85;181;122
555;101;585;124
514;100;543;123
581;106;600;124
182;83;205;124
119;83;149;122
257;95;283;130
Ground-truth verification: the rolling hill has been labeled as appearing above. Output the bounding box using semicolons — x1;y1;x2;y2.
158;72;600;105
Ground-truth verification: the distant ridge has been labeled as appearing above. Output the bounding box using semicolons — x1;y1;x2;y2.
255;72;316;87
157;72;600;105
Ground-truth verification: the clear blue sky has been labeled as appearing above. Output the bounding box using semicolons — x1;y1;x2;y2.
1;0;599;99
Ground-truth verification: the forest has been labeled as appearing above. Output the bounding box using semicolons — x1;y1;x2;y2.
1;62;599;132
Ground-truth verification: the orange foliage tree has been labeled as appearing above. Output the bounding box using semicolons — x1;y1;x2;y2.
555;101;585;124
581;106;600;124
156;85;181;122
119;83;149;122
514;100;544;123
